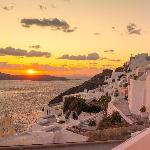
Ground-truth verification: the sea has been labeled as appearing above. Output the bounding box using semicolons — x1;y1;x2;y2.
0;79;87;133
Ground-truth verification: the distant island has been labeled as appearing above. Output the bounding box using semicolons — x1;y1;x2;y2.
0;72;68;81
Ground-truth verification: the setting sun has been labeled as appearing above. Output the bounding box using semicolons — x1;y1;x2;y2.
27;69;36;75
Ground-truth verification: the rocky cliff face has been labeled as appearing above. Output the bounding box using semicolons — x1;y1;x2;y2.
49;69;113;105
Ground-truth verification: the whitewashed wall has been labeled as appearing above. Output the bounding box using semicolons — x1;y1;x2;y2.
145;74;150;114
128;79;145;115
111;72;124;80
130;53;149;70
107;102;133;124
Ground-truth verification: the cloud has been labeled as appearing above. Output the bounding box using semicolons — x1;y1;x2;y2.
104;49;115;53
93;32;101;35
63;0;71;2
0;47;51;58
21;18;76;33
87;53;100;60
58;53;100;60
58;54;86;60
112;26;118;32
31;63;68;71
89;62;98;65
100;57;121;62
112;27;115;30
51;3;56;8
39;5;47;10
127;23;142;35
29;45;41;49
2;5;14;11
0;62;67;72
108;59;121;62
102;64;114;69
0;62;24;70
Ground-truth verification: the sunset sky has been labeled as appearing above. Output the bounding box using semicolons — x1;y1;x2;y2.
0;0;150;77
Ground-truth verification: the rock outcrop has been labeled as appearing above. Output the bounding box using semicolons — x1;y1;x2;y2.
49;69;113;105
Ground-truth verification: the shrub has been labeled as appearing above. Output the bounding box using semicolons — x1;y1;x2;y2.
63;96;101;119
112;79;115;82
123;83;128;88
140;106;146;112
63;97;73;113
58;120;65;124
99;115;112;128
89;120;96;126
63;96;86;115
65;111;71;119
103;82;108;85
124;95;128;100
110;111;122;124
98;111;123;129
115;67;124;72
118;74;125;80
83;103;101;113
99;95;111;114
114;89;119;97
72;111;78;120
133;75;138;80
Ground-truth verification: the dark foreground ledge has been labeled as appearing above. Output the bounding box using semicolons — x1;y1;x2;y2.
0;140;123;150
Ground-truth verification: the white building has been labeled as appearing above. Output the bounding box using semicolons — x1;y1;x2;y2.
111;72;125;82
63;90;103;104
43;104;63;116
129;53;150;70
128;69;150;117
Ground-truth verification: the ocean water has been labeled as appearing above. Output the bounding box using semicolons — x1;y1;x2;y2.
0;79;86;133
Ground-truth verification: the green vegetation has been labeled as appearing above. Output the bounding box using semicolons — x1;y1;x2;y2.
118;74;126;81
123;63;131;73
63;94;113;121
58;120;65;124
63;96;86;115
112;79;115;82
140;106;146;112
114;89;119;97
119;82;128;88
123;82;128;88
98;95;111;116
133;75;138;80
72;111;78;120
63;96;101;119
115;66;124;72
89;120;96;126
111;111;122;124
98;111;124;130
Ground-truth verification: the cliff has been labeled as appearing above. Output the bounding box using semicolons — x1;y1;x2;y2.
49;69;113;105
